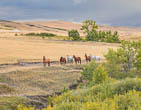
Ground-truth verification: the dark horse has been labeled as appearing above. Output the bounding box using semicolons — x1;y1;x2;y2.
43;56;51;67
85;53;91;63
73;55;81;64
60;56;66;65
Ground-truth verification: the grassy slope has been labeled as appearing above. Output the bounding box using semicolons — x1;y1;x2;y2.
0;65;82;95
0;96;29;110
0;64;82;109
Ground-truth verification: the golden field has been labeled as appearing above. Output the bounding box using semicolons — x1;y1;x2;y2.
0;35;119;64
0;20;124;64
0;20;141;109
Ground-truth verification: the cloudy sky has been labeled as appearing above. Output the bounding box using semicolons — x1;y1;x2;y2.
0;0;141;26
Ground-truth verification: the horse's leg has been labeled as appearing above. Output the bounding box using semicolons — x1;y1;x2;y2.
65;60;66;64
48;62;50;67
43;62;46;67
71;59;73;64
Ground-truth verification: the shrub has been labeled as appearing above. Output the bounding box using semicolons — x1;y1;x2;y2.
115;91;141;110
19;78;141;110
105;31;120;43
105;41;141;79
45;80;141;110
136;49;141;72
17;105;34;110
85;30;120;43
81;60;98;81
92;64;109;84
68;30;81;41
112;78;141;95
25;33;56;37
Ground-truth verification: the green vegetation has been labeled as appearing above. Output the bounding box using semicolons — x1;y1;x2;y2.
105;41;141;79
68;29;81;41
25;32;69;40
0;96;28;110
68;20;120;43
85;30;120;43
44;81;141;110
25;32;56;39
17;41;141;110
81;20;120;43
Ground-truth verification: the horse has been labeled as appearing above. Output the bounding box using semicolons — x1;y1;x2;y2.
73;55;81;64
67;55;73;64
43;56;51;67
85;54;91;63
90;55;101;61
60;56;66;65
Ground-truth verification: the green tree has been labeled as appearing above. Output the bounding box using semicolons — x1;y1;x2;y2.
68;29;81;41
105;41;141;79
81;20;120;43
81;20;98;34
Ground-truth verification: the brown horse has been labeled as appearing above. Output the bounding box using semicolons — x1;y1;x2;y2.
43;56;50;67
73;55;81;64
60;56;66;65
85;54;91;63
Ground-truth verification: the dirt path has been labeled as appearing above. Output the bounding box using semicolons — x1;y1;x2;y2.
0;60;88;74
0;63;41;74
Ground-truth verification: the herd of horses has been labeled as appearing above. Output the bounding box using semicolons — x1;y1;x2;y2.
43;54;101;67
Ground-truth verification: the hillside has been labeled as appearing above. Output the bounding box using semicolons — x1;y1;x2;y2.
0;20;141;40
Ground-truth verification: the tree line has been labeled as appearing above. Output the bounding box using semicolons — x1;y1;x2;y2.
68;20;120;43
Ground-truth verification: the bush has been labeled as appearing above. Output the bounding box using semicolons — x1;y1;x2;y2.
112;78;141;95
25;33;56;37
18;78;141;110
116;91;141;110
85;30;120;43
105;41;141;79
68;30;81;41
81;60;98;81
17;105;34;110
92;64;109;84
136;49;141;72
45;79;141;110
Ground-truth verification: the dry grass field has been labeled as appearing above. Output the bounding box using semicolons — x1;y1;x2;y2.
0;34;119;64
0;20;141;109
0;64;82;109
0;20;141;65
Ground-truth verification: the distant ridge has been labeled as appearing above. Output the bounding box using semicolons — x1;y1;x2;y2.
0;19;141;40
